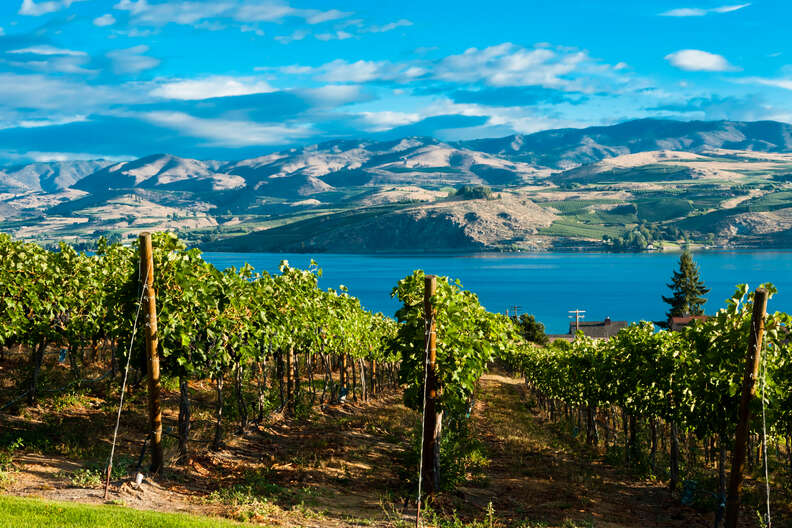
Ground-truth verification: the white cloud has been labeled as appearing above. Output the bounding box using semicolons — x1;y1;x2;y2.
0;28;5;36
6;46;94;74
363;19;412;33
19;0;60;15
315;59;406;83
141;111;310;146
115;0;229;24
150;76;274;100
274;29;308;44
436;43;589;88
0;73;142;111
7;45;86;56
93;14;117;26
27;151;135;162
305;9;350;24
712;3;751;12
738;77;792;91
291;42;628;93
0;114;88;130
359;111;420;131
424;98;589;135
240;24;265;36
662;8;707;16
660;3;750;16
277;64;312;74
18;0;86;16
114;0;350;29
302;84;368;106
665;49;738;72
106;45;160;74
5;56;95;74
19;115;88;128
315;30;353;41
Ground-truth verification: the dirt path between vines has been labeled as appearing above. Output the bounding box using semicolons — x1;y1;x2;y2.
455;371;720;528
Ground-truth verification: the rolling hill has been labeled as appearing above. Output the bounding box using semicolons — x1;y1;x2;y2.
3;118;792;252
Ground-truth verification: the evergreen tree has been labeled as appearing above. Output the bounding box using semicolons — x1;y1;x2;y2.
511;313;549;345
662;250;709;319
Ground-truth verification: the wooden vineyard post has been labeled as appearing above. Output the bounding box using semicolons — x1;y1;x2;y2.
140;232;163;475
421;274;440;495
724;287;768;528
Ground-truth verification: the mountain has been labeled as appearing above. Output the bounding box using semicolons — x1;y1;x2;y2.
222;137;540;197
74;154;244;193
460;119;792;169
3;118;792;252
0;160;112;193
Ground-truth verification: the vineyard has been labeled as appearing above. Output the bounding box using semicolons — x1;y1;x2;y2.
0;232;791;527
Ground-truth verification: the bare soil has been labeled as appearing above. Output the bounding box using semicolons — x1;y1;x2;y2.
2;370;784;527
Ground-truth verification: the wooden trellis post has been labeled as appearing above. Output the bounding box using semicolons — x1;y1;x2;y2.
140;232;163;474
724;287;768;528
421;274;440;494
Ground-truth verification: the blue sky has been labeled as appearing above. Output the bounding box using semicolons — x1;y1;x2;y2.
0;0;790;163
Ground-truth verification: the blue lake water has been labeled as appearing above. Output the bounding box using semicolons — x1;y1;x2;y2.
202;251;792;334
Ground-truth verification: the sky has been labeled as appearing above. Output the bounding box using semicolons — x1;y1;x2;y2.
0;0;790;163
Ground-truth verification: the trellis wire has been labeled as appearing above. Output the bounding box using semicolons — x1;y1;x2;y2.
760;336;771;528
103;264;149;499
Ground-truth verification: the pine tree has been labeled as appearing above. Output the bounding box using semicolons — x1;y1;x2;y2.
662;250;709;319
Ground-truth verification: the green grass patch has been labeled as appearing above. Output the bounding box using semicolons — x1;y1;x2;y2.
539;219;626;239
635;197;693;222
0;495;257;528
539;199;617;214
746;190;792;212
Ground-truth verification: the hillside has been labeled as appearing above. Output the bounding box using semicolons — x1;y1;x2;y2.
3;118;792;251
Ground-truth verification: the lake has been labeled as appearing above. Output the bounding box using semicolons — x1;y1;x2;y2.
202;251;792;334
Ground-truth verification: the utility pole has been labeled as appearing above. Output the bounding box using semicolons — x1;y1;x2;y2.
724;288;768;528
140;232;163;475
509;305;522;319
568;309;586;332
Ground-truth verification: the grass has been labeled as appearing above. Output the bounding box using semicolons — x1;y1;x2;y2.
539;218;626;239
63;456;136;489
635;197;693;222
0;495;260;528
746;190;792;212
0;437;23;490
539;199;617;214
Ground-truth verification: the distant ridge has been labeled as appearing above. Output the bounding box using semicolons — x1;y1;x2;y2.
3;119;792;193
4;118;792;253
459;119;792;169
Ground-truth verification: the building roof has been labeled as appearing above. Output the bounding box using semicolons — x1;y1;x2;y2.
669;315;709;331
568;317;628;339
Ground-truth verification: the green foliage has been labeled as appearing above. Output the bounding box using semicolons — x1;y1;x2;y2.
392;271;517;423
450;185;495;200
662;250;709;319
516;284;792;441
636;197;693;222
0;232;398;413
391;271;522;491
510;314;548;345
66;458;133;488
